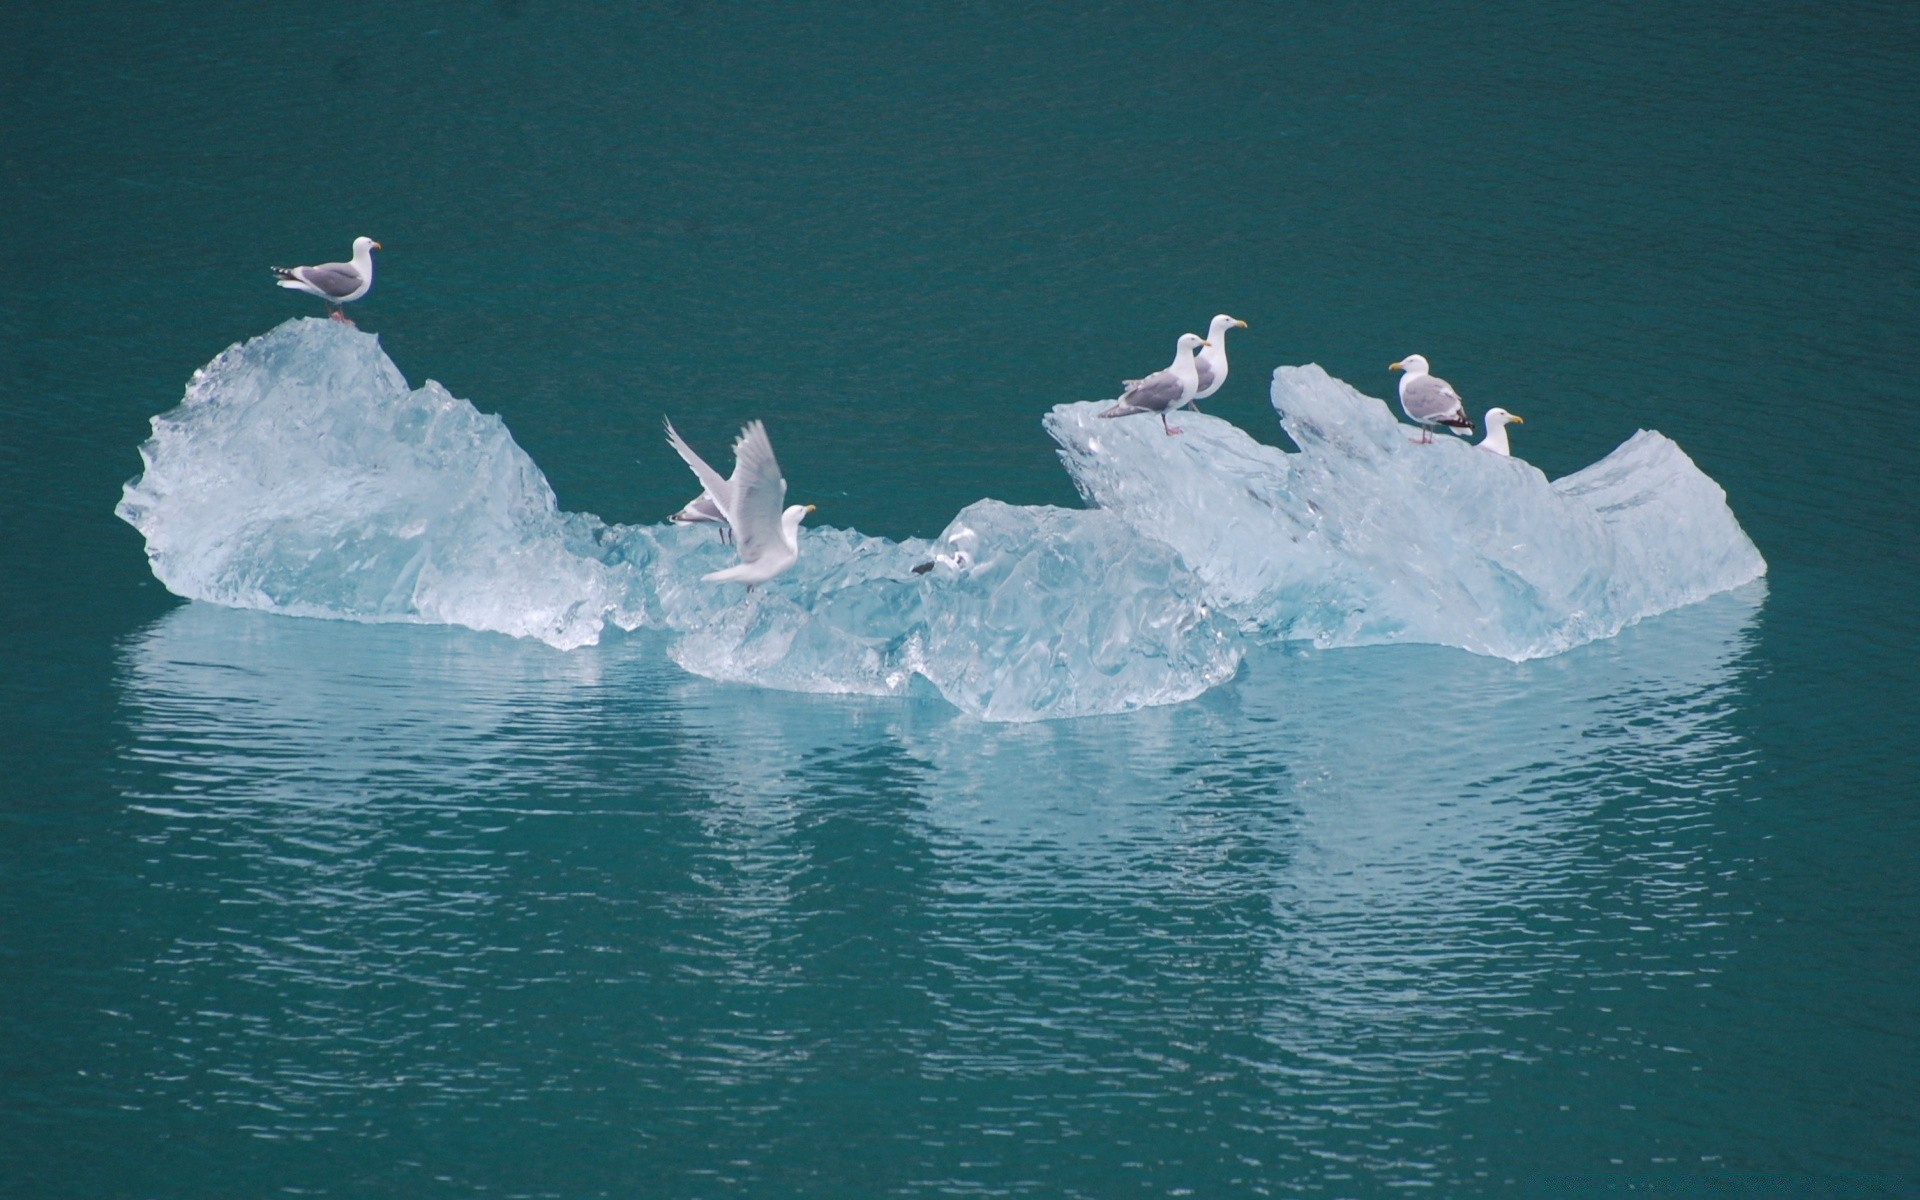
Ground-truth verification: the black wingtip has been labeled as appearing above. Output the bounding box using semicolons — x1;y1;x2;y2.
911;561;934;576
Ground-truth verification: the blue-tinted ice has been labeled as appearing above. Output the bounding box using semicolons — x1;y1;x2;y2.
1047;365;1766;660
117;320;1765;719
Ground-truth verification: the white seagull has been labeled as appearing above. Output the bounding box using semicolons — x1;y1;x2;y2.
664;418;814;589
1190;314;1247;409
272;236;380;323
1476;407;1525;456
1388;354;1476;443
1101;332;1208;436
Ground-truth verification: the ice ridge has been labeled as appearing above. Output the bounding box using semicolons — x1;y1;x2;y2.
1046;365;1765;660
118;320;1764;719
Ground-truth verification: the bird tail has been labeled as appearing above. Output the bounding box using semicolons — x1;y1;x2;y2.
270;266;297;280
1442;415;1475;436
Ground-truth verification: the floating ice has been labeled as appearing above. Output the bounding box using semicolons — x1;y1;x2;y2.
115;320;631;649
1047;365;1765;660
118;320;1764;719
117;320;1236;720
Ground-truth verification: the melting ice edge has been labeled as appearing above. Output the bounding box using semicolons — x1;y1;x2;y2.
117;320;1766;721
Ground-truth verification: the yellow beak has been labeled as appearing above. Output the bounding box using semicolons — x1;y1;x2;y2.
1509;414;1524;424
372;242;383;251
1389;361;1404;371
805;504;817;513
1200;340;1211;348
1235;320;1248;329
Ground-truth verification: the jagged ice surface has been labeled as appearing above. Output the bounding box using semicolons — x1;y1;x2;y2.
1047;365;1765;660
117;320;1237;720
118;320;1764;719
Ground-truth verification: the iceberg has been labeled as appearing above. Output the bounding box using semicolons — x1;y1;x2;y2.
115;320;631;650
118;319;1764;719
117;320;1237;721
1047;365;1765;660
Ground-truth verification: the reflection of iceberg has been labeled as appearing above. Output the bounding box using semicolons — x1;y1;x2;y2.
112;586;1766;1186
118;320;1764;719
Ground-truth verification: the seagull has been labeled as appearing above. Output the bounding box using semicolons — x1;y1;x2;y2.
664;418;814;589
1477;407;1525;456
271;236;380;323
1101;333;1208;436
1190;315;1247;409
1388;354;1476;443
669;491;733;543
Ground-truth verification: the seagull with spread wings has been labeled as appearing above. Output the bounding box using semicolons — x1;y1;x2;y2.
664;418;814;589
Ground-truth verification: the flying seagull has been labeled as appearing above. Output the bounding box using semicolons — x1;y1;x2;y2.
1388;354;1476;443
664;418;814;589
1101;332;1208;436
271;236;380;323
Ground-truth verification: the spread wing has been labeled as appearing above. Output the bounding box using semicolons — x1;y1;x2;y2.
664;418;735;520
1116;367;1186;413
1401;373;1467;423
293;262;366;300
727;421;789;564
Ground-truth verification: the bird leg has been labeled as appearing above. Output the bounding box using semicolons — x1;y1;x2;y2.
1161;413;1183;436
328;307;354;325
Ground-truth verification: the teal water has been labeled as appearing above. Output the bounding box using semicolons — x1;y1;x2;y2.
3;2;1917;1195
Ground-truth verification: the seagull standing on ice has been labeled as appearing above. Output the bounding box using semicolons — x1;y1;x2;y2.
1189;315;1247;410
1476;407;1525;456
664;418;814;589
1101;333;1208;436
669;491;733;543
1388;354;1476;443
271;236;380;323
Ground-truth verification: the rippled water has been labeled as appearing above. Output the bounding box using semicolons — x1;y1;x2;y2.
7;589;1789;1194
6;0;1919;1194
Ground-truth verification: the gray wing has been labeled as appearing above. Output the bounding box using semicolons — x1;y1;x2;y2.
1116;367;1186;413
727;421;789;564
1192;356;1219;399
294;262;366;300
1401;374;1467;423
671;492;727;525
664;419;735;520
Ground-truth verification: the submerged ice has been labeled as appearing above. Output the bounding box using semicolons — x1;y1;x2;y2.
118;319;1764;719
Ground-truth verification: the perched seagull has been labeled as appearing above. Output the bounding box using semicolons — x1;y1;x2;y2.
1477;407;1525;456
664;418;814;589
1388;354;1476;443
1189;314;1248;409
272;236;380;323
1101;332;1208;436
669;491;733;543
